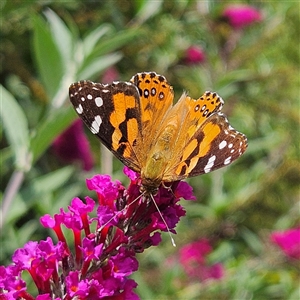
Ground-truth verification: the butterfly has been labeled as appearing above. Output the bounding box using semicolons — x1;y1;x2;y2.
69;72;247;195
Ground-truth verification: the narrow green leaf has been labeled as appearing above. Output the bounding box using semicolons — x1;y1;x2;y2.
29;166;75;197
30;106;77;164
32;14;64;98
77;53;122;80
44;8;73;66
83;24;113;57
92;28;140;57
134;0;163;24
0;85;31;170
216;69;256;90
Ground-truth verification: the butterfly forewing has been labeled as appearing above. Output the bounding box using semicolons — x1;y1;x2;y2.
69;80;142;172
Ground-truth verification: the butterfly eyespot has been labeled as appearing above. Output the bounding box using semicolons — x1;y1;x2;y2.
151;88;156;96
144;89;150;98
159;92;165;100
194;104;200;112
203;109;209;116
200;104;206;112
87;94;93;100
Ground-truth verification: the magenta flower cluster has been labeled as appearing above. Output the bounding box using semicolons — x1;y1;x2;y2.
0;168;195;299
52;119;94;171
179;239;224;281
270;227;300;260
222;5;262;29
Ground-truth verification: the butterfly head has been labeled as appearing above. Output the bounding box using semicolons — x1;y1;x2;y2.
139;176;161;196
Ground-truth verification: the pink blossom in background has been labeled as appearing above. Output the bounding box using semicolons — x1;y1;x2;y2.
222;5;262;29
179;239;224;281
184;46;206;65
53;119;94;171
270;227;300;260
101;66;120;84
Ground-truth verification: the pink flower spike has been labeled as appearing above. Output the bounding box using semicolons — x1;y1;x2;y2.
184;46;206;64
86;174;123;208
179;239;224;281
270;227;300;260
223;5;262;29
52;119;94;171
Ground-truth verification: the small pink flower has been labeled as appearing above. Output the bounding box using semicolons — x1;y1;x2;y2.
223;5;262;29
52;119;94;171
101;67;119;84
270;227;300;260
184;46;206;65
179;239;224;281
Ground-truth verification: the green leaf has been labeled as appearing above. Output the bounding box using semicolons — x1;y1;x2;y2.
32;14;64;99
92;28;140;56
216;69;256;91
83;24;113;58
77;53;122;80
134;0;163;24
44;8;73;67
28;166;75;198
30;106;77;164
0;85;31;170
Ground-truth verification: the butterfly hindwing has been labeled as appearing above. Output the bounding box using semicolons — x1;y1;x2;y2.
69;80;142;172
170;113;247;180
130;73;174;152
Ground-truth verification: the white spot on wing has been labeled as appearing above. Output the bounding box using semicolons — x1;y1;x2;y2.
224;156;231;165
95;97;103;107
87;94;93;100
204;155;216;173
90;115;102;134
76;104;83;114
219;140;227;149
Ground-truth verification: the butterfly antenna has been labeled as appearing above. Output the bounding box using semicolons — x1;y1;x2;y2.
150;193;176;247
98;192;145;231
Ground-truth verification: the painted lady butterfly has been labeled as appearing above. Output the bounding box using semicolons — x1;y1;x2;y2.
69;72;247;195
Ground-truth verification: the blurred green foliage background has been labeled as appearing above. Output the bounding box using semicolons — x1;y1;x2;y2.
1;1;299;299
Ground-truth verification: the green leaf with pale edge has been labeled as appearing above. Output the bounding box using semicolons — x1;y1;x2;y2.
32;14;64;98
44;8;73;67
30;106;77;164
134;0;163;24
0;85;31;170
78;53;122;80
82;24;113;58
92;28;140;57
